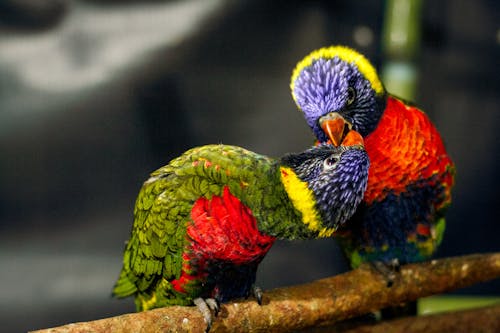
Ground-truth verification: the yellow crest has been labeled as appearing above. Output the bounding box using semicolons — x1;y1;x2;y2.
290;45;384;101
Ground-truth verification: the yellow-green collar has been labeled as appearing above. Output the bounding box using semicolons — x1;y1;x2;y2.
280;166;335;237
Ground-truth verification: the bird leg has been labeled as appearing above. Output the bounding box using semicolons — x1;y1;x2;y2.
370;258;400;287
205;298;220;316
370;259;419;319
252;285;263;305
193;297;219;332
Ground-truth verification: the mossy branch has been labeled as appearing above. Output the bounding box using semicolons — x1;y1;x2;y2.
31;252;500;333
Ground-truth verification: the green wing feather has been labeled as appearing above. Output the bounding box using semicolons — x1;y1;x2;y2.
112;172;188;301
113;145;277;308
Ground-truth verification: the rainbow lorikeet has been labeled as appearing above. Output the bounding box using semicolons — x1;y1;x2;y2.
113;133;369;330
290;45;455;274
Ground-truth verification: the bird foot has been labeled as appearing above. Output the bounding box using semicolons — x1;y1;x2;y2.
194;297;220;332
370;258;400;287
252;285;263;305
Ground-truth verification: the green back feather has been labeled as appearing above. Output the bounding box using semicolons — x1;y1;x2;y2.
113;145;311;308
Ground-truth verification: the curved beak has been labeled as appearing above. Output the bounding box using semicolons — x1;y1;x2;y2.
341;130;364;147
319;113;352;146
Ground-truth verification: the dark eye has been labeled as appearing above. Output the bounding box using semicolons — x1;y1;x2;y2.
323;154;340;170
346;87;356;106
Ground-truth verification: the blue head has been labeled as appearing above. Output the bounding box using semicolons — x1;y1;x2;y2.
291;46;387;144
280;131;370;234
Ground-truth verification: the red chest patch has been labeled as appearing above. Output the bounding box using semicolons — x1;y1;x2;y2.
187;186;276;263
171;187;276;293
363;96;454;203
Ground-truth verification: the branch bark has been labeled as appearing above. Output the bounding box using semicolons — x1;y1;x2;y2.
31;252;500;333
322;304;500;333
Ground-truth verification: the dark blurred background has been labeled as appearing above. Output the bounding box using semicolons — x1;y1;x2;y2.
0;0;498;331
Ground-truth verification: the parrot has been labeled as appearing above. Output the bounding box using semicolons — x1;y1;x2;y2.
290;45;455;284
113;131;369;330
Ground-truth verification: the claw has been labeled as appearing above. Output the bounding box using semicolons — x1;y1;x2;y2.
371;259;401;287
205;298;220;317
370;260;417;319
194;297;218;332
252;285;263;305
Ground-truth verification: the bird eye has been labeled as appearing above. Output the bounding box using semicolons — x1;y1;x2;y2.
323;154;340;170
346;87;356;106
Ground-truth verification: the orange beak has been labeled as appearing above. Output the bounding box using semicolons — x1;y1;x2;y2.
341;130;364;147
319;113;364;147
320;115;348;147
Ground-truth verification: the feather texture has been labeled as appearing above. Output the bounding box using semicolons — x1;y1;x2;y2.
113;143;369;310
290;46;455;268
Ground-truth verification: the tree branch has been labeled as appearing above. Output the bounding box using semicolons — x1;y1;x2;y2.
319;304;500;333
31;252;500;333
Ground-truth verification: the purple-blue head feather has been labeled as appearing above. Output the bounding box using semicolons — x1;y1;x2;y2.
281;143;369;230
292;56;386;140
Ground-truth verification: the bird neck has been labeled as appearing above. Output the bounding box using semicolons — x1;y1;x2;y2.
242;163;322;240
279;166;336;238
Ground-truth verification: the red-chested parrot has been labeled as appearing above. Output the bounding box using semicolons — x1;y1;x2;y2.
290;46;455;280
113;133;369;330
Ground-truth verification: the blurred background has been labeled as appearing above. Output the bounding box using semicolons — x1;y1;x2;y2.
0;0;498;331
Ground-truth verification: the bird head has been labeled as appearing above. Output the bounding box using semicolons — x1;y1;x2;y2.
290;46;387;145
279;130;369;237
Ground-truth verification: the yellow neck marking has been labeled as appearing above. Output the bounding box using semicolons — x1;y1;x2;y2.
291;45;384;98
280;166;334;237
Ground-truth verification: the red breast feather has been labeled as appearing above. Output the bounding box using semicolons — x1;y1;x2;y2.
364;96;454;207
171;186;275;296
